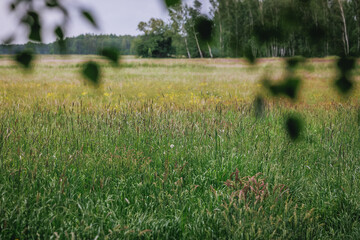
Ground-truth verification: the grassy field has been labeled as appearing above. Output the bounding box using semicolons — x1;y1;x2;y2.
0;55;359;239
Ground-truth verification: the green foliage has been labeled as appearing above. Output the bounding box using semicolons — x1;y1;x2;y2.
337;57;356;73
81;10;98;29
100;48;120;65
8;0;70;45
287;56;306;70
264;77;302;100
205;0;360;58
22;11;42;42
335;57;356;94
135;34;173;58
14;50;33;69
285;115;303;141
45;0;60;8
135;18;174;58
335;75;353;94
244;44;256;64
194;16;214;43
54;26;64;40
82;61;101;87
253;95;265;118
4;0;104;83
164;0;182;8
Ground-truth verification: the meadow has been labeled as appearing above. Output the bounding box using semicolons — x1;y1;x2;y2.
0;55;359;239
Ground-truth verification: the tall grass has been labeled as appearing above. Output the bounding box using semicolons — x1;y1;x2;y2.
0;57;359;239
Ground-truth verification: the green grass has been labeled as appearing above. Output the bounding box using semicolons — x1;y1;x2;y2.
0;56;360;239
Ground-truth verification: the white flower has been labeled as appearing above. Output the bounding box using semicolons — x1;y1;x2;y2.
170;144;174;149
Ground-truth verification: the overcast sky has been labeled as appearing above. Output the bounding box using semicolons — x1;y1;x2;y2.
0;0;210;44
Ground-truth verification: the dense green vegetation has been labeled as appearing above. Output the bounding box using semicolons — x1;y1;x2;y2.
138;0;360;58
0;56;359;239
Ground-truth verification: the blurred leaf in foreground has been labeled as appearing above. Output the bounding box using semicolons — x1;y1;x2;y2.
282;77;301;99
82;62;101;87
45;0;59;8
337;57;356;74
264;77;301;100
22;11;42;42
286;56;306;70
194;16;214;43
100;48;120;66
15;51;33;69
244;44;256;65
285;115;303;141
3;35;15;44
81;10;98;29
335;57;356;95
335;75;353;95
253;96;265;118
55;26;66;53
54;26;64;40
253;23;284;45
308;24;326;44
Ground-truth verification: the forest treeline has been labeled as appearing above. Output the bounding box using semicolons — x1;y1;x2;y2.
1;0;360;58
137;0;360;58
0;34;136;55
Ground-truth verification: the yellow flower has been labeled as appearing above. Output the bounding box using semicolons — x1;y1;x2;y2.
47;92;54;98
81;92;87;96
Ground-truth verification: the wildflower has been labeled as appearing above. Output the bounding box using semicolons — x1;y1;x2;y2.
170;144;174;149
81;92;87;96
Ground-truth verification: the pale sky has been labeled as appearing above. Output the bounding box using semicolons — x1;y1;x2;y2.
0;0;210;44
